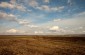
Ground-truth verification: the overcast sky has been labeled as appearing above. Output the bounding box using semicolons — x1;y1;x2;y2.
0;0;85;35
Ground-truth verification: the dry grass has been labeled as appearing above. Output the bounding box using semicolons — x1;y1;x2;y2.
0;35;85;55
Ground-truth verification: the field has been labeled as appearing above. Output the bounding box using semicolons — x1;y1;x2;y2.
0;35;85;55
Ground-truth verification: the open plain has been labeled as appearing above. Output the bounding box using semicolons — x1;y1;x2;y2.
0;35;85;55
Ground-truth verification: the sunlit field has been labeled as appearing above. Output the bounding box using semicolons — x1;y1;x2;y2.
0;35;85;55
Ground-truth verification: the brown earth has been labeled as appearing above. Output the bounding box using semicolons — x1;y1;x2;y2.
0;35;85;55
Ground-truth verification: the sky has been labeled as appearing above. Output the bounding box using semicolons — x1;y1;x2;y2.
0;0;85;35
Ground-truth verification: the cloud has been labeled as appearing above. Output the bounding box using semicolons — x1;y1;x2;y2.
10;0;26;11
0;11;39;31
34;31;43;34
6;29;18;33
27;25;38;28
47;25;75;34
67;0;72;6
18;19;38;28
0;1;26;11
0;2;14;9
28;0;38;7
51;15;85;27
10;0;16;4
57;12;85;26
36;5;50;11
16;0;64;12
79;27;83;29
18;19;30;25
83;31;85;33
44;0;49;3
36;5;64;12
0;12;17;22
49;26;60;31
68;0;71;3
51;6;64;12
53;19;61;22
6;29;25;34
38;11;85;34
0;12;31;26
16;5;26;11
76;12;85;17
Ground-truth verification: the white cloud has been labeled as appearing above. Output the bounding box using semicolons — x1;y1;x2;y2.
47;25;75;34
6;29;25;34
36;5;64;12
36;5;50;11
0;12;40;32
27;25;38;28
44;0;49;3
0;12;31;26
83;31;85;33
51;6;64;12
6;29;18;33
0;1;26;11
29;0;38;7
49;26;60;31
16;5;26;11
0;12;17;22
18;19;38;28
34;31;43;34
53;19;61;22
79;27;83;29
18;19;30;25
18;0;64;12
10;0;16;4
0;2;14;9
